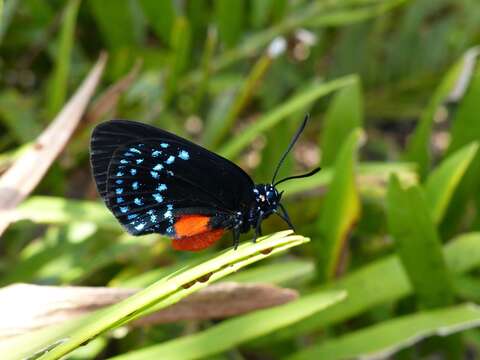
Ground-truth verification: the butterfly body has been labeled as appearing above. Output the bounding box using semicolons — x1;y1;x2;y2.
90;118;317;251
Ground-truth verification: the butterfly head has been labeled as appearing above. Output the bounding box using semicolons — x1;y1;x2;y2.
253;184;282;215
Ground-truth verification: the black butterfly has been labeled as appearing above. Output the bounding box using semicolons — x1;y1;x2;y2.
90;115;319;251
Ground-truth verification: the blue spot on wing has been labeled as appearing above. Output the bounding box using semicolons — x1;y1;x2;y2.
178;150;190;160
153;193;163;203
134;222;146;231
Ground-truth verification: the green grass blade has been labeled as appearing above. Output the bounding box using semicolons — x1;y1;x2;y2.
165;16;191;104
108;291;346;360
440;63;480;236
87;0;142;49
14;196;119;230
255;232;480;343
315;129;362;281
47;0;80;117
203;52;274;148
308;0;408;27
403;53;465;178
139;0;176;45
214;0;245;48
219;75;357;159
289;304;480;360
320;76;363;167
425;142;479;224
387;175;454;308
0;91;40;142
224;259;314;285
120;259;314;289
0;231;308;360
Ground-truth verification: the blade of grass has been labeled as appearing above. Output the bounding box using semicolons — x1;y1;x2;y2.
165;16;191;104
203;40;284;148
0;91;40;142
192;26;218;112
0;282;297;338
214;0;244;48
308;0;408;27
424;142;478;224
387;175;454;308
47;0;80;117
316;129;362;281
119;259;314;289
219;75;357;159
441;62;480;237
320;76;363;167
0;0;18;45
12;196;119;230
87;0;142;49
0;231;308;360
253;232;480;344
139;0;176;45
289;304;480;360
108;291;346;360
404;50;467;178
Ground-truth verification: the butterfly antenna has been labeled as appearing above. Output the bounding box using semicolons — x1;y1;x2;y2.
274;166;321;187
271;114;310;185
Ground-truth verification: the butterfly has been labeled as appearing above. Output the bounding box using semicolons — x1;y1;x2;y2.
90;114;320;251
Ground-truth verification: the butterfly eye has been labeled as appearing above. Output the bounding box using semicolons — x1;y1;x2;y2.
266;190;277;203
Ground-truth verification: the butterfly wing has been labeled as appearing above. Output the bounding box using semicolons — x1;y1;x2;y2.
90;120;255;239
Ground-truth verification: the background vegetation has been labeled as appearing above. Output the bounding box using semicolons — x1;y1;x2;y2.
1;0;480;359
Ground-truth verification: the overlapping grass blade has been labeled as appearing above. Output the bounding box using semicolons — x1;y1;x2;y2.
315;129;361;281
0;231;308;360
387;176;454;308
320;76;363;167
108;290;346;360
425;142;478;224
289;304;480;360
255;232;480;343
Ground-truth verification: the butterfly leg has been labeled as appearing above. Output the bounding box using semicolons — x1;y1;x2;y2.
277;203;296;232
232;226;240;250
253;212;264;243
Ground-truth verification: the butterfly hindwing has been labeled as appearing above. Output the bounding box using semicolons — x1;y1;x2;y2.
90;120;255;237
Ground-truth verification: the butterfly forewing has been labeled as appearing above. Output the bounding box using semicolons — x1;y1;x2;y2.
90;120;255;236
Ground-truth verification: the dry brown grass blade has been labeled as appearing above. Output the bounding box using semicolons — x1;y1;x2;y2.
0;282;298;339
0;53;107;237
84;58;142;124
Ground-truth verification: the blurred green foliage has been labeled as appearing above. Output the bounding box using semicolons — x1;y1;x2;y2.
2;0;480;359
